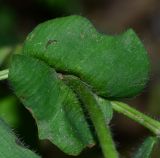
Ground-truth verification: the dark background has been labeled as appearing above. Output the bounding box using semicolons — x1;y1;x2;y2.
0;0;160;157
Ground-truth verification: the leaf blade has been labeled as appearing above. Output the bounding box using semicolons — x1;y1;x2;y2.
23;15;149;98
9;55;95;155
0;118;39;158
133;137;158;158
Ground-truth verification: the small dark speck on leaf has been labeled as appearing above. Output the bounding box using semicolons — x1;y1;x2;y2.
46;39;57;48
20;96;26;100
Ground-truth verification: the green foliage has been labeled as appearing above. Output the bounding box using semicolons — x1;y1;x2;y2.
8;56;114;156
0;96;19;127
96;97;113;124
23;15;149;98
0;119;39;158
63;75;118;157
0;47;12;66
133;137;158;158
0;95;39;151
9;55;95;155
7;15;151;157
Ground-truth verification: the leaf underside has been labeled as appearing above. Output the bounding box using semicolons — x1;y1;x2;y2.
8;15;150;155
0;119;39;158
9;55;95;155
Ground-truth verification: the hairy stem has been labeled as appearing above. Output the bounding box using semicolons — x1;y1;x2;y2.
63;76;118;158
0;69;9;81
111;101;160;136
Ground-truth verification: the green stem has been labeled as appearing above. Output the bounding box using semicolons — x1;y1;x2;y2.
63;76;118;158
0;69;9;81
111;101;160;136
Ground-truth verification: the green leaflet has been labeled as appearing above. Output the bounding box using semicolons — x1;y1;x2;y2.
133;137;158;158
23;15;149;98
9;55;95;155
0;118;39;158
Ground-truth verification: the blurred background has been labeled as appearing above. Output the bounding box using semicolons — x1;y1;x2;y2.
0;0;160;157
